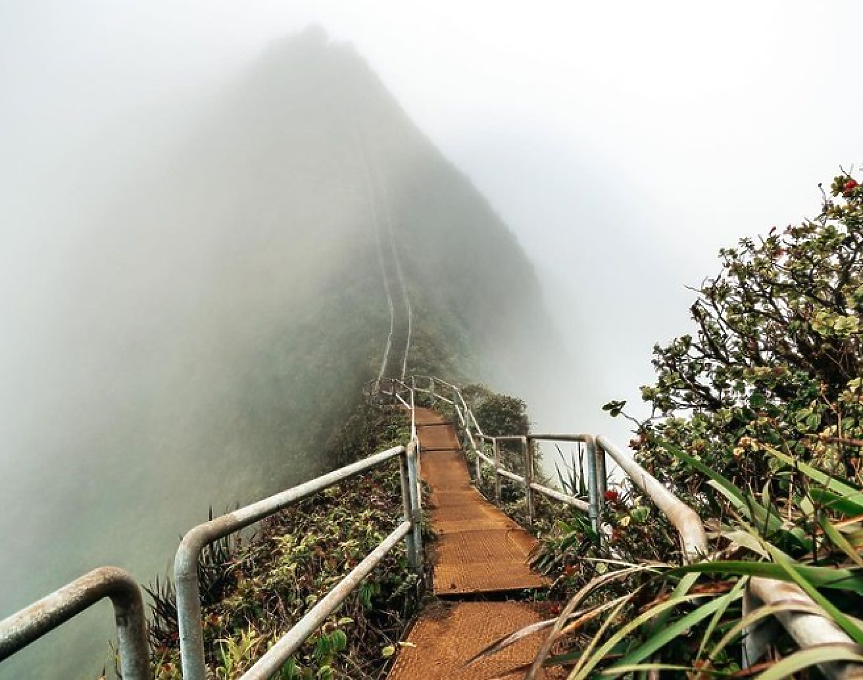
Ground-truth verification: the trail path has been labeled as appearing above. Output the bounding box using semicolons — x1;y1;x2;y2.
387;408;558;680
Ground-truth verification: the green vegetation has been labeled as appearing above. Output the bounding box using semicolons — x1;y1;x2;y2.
503;172;863;678
463;384;531;436
143;404;424;680
631;172;863;489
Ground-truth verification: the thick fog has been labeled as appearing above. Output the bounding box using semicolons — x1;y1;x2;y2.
2;1;863;677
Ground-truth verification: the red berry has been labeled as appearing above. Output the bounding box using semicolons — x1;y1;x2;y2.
844;179;859;197
604;489;619;502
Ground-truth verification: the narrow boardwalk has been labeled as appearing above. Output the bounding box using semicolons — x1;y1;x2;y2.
388;408;556;680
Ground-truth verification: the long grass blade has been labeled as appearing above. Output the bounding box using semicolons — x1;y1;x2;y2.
570;593;636;679
599;663;695;675
819;513;863;567
669;561;863;593
809;488;863;517
663;443;745;504
707;599;826;668
695;577;748;663
763;446;863;510
463;618;555;667
642;571;700;655
764;542;863;646
571;593;714;680
604;592;739;677
523;565;650;680
753;643;863;680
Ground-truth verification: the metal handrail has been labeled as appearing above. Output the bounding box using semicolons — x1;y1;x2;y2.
175;443;421;680
238;522;412;680
407;376;702;558
596;435;707;562
746;578;862;679
5;373;856;679
403;375;860;679
458;430;594;529
0;567;149;680
404;376;595;524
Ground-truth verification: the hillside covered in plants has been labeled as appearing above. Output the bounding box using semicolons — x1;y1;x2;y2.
510;171;863;678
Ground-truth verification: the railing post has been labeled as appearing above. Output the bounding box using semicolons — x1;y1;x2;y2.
475;440;482;483
429;378;435;404
414;436;423;510
0;567;150;680
409;382;417;441
399;449;419;573
523;436;535;525
585;437;600;540
594;439;608;525
493;438;502;503
176;532;208;680
406;441;423;572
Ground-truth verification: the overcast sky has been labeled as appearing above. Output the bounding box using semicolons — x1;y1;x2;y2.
2;0;862;433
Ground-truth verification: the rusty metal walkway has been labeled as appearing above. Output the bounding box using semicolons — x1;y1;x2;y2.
416;408;547;595
388;408;554;680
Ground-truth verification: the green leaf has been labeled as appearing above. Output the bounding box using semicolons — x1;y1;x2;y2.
669;561;863;593
571;594;709;680
810;488;863;517
764;542;863;646
602;400;627;417
754;643;863;680
696;577;748;663
599;663;695;676
763;446;863;510
706;600;825;667
606;591;739;676
331;629;348;652
819;514;863;567
749;393;767;408
662;443;745;504
643;571;700;650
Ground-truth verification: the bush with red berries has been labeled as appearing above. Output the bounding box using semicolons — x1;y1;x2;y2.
610;171;863;499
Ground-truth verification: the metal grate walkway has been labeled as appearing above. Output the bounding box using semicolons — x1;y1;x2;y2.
387;408;554;679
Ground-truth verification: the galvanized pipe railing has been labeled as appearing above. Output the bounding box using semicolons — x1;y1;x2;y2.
529;434;602;529
471;432;592;524
745;578;862;679
183;374;863;680
406;377;705;558
5;373;854;678
596;435;707;562
175;443;421;680
0;567;149;680
238;521;412;680
422;378;861;678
